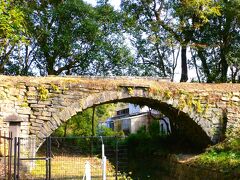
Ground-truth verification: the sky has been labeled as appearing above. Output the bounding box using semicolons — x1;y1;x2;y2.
85;0;121;9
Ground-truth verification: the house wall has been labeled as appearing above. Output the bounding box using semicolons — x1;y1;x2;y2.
130;113;150;133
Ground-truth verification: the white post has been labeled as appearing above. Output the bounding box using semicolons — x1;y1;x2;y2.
102;142;106;180
84;161;91;180
103;155;106;180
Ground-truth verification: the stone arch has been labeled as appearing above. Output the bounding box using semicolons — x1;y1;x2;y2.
0;76;239;154
38;88;215;149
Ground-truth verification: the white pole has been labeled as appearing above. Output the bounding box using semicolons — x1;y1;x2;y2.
102;143;105;159
101;137;106;180
103;155;106;180
84;161;91;180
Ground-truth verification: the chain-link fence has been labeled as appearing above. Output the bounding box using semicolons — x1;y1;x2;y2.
16;136;127;180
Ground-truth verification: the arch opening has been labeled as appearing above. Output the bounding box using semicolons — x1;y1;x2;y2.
41;96;212;152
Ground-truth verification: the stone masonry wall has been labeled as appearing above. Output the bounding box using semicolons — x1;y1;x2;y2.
0;76;240;152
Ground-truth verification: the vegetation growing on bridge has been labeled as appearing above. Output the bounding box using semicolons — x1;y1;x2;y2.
189;135;240;173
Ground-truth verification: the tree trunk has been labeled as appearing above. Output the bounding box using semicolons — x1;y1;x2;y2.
197;48;212;83
220;49;228;82
92;106;95;136
46;57;56;75
0;61;4;74
180;45;188;82
190;49;201;82
155;43;167;77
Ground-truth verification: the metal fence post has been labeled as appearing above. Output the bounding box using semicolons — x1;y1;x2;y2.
115;137;119;180
49;136;52;180
46;137;49;180
3;131;7;178
17;137;20;180
13;137;17;180
9;132;12;180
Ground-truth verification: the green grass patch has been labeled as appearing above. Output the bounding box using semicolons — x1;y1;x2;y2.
190;137;240;172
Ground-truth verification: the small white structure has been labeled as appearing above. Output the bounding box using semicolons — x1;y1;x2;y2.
83;161;91;180
101;137;106;180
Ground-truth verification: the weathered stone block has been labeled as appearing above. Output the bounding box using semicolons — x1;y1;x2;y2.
38;101;52;105
231;96;240;102
27;100;38;104
59;109;71;122
37;116;51;121
47;107;58;112
35;119;44;124
52;113;61;126
17;108;31;115
33;111;42;116
31;122;41;128
42;111;52;117
30;104;46;108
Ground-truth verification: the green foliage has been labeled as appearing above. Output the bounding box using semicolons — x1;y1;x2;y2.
174;0;221;27
37;85;49;101
20;0;133;76
0;0;27;46
0;0;239;83
192;137;240;171
53;104;117;137
97;126;124;137
0;0;28;74
125;121;170;157
148;120;160;138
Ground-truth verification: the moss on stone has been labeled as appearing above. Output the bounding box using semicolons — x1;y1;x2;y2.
164;90;172;99
50;83;60;92
38;85;49;101
127;87;134;96
178;95;187;110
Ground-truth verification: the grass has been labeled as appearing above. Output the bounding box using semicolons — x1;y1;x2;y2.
189;137;240;173
23;155;117;179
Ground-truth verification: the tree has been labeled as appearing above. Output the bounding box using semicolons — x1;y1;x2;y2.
192;0;240;82
0;0;27;74
22;0;133;76
121;0;220;81
53;104;117;137
121;0;173;77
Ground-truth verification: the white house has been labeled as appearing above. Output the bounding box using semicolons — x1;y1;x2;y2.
105;104;171;135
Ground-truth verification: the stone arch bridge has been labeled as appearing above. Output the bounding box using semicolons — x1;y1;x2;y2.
0;76;240;150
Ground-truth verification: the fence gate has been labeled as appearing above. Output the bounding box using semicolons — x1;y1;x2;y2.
14;137;51;180
0;131;13;180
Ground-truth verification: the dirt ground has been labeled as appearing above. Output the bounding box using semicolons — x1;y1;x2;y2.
0;162;4;177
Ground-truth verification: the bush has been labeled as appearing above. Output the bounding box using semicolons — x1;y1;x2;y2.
97;126;124;137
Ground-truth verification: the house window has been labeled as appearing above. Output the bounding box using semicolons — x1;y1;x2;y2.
117;108;129;115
